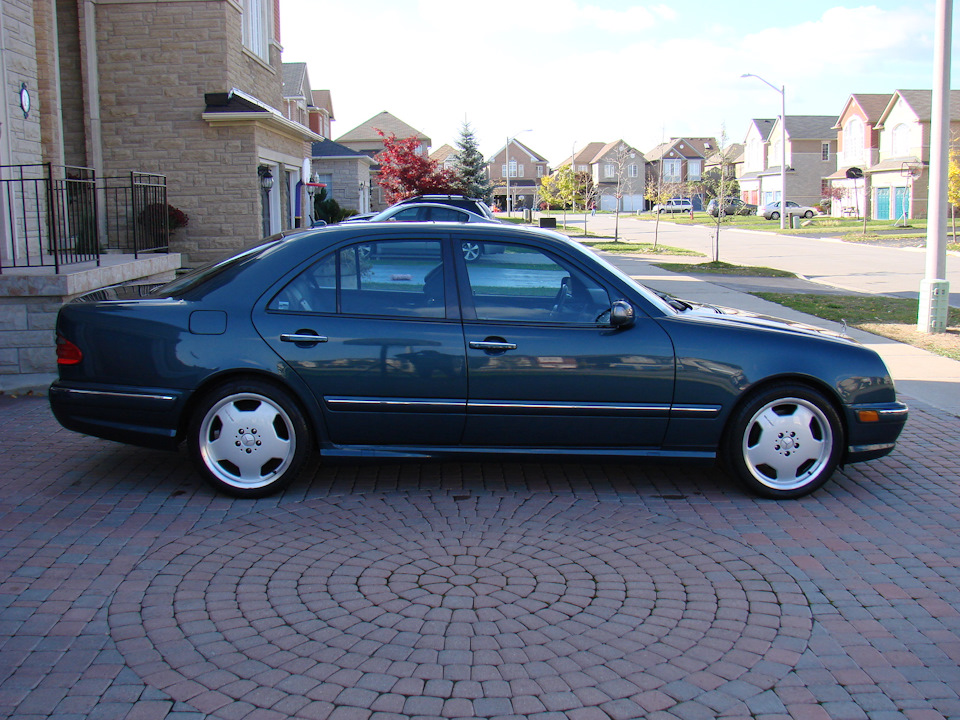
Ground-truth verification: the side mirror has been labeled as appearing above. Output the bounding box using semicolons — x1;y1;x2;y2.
610;300;635;328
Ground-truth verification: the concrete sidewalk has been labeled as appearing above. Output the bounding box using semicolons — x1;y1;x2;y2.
606;253;960;418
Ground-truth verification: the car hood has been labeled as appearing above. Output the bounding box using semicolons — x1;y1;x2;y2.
679;300;854;343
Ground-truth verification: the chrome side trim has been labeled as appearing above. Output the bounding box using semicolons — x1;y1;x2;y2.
848;442;896;453
324;397;723;418
56;387;177;403
325;397;467;412
670;404;722;418
468;400;671;416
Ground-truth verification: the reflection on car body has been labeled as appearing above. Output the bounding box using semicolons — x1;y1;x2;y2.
50;222;907;501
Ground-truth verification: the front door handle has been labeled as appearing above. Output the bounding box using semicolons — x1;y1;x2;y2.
280;332;328;345
469;340;517;352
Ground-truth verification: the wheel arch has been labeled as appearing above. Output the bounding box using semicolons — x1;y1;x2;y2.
176;369;324;447
720;373;848;457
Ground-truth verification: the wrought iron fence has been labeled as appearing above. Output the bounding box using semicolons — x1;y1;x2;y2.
0;163;169;273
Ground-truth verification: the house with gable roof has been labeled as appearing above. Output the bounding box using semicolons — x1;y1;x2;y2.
868;89;960;221
825;93;891;218
430;144;458;171
486;139;550;211
561;141;646;211
739;119;776;206
311;139;376;216
741;116;836;210
644;137;717;210
336;112;432;209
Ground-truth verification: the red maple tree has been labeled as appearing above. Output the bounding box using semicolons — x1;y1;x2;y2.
374;130;463;204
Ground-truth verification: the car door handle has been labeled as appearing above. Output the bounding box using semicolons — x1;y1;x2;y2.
280;332;328;344
469;340;517;352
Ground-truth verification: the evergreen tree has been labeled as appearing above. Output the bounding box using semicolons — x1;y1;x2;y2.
453;121;493;202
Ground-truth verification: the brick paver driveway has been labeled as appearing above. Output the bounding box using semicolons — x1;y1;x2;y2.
1;395;959;720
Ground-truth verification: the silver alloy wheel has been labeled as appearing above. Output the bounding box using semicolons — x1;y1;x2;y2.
461;241;482;262
741;396;834;491
197;392;297;490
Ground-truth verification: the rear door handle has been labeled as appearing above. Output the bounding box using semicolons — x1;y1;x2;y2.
280;332;328;345
469;340;517;352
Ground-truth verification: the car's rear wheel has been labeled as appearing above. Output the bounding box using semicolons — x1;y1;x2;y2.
724;383;843;499
188;379;311;498
770;211;780;220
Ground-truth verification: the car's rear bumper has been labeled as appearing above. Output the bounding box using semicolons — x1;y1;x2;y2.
844;401;909;462
49;381;185;450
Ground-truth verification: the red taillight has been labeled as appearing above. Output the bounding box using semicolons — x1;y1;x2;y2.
56;334;83;365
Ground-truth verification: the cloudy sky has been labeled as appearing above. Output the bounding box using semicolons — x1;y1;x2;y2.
278;1;953;163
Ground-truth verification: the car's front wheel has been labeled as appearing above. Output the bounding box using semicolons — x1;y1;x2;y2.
188;379;311;498
803;210;814;218
769;211;780;220
724;383;843;499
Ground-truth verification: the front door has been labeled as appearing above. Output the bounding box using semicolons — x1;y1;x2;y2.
875;187;890;220
254;236;467;446
894;186;909;220
455;239;674;448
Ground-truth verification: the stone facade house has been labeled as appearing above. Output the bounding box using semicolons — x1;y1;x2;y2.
430;144;457;171
311;139;375;215
487;139;549;211
0;0;318;392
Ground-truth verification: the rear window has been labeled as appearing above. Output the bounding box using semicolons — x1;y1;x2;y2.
152;237;282;297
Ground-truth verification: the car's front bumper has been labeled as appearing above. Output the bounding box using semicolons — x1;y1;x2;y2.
844;401;909;462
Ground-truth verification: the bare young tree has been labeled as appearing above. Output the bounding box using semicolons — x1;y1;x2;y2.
602;142;643;242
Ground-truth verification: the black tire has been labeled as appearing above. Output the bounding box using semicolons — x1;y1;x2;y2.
723;383;843;499
188;379;311;498
770;211;780;220
803;210;814;218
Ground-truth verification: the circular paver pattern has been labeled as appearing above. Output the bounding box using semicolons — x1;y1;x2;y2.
110;494;812;718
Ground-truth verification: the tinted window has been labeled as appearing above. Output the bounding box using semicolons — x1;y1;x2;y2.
464;243;610;324
270;240;446;319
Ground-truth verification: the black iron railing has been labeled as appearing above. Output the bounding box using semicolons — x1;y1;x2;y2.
0;163;169;273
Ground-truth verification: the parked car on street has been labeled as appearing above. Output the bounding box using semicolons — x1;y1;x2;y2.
652;197;693;214
707;198;757;217
762;201;818;220
50;223;907;500
340;203;498;261
394;194;497;221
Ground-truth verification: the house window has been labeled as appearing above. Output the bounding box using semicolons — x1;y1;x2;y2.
821;143;830;161
577;164;588;173
628;164;638;178
687;159;702;181
604;163;616;178
844;117;865;164
537;166;544;177
663;159;681;182
509;160;517;178
242;0;270;60
892;124;910;156
501;164;507;177
518;165;524;178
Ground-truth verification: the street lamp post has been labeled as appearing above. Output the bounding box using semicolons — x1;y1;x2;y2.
742;74;787;230
505;129;531;215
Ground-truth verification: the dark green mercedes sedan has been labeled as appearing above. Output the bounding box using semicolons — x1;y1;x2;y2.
50;223;907;499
